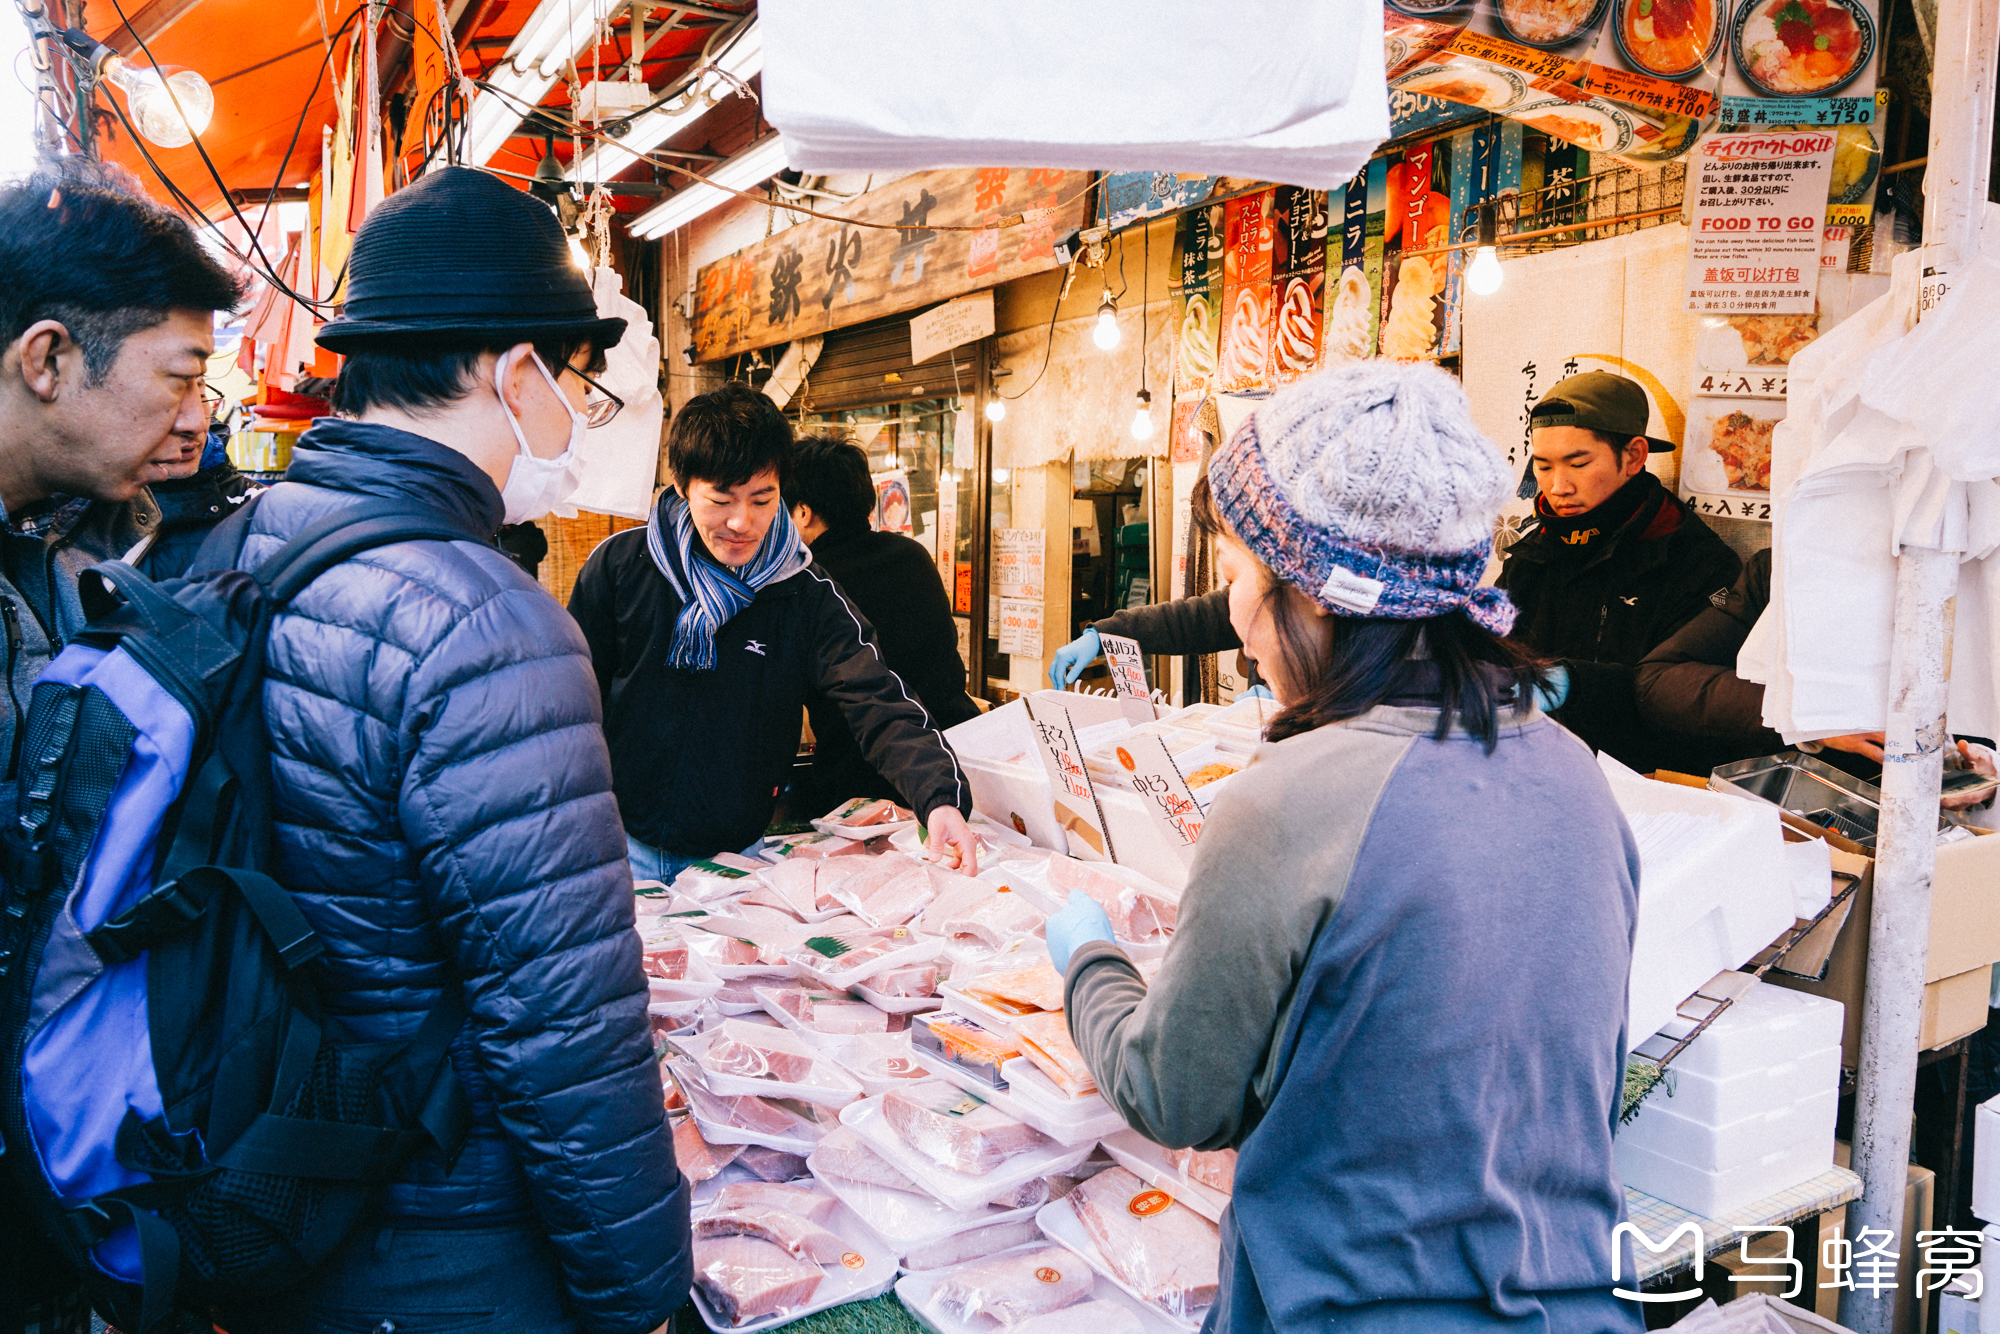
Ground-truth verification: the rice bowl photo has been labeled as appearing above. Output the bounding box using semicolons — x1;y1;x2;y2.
1614;0;1725;76
1732;0;1873;95
1497;0;1612;47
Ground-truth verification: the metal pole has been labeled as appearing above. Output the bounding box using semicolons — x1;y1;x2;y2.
1839;0;1994;1328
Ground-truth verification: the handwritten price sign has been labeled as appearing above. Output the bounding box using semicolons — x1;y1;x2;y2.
1119;734;1203;863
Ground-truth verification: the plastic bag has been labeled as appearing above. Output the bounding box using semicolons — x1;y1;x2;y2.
882;1079;1048;1175
931;1245;1095;1323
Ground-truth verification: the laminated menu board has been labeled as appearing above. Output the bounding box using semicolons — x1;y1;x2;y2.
1170;204;1223;400
1325;161;1388;362
1378;141;1452;362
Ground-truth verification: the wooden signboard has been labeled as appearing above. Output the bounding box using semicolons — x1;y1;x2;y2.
691;168;1092;363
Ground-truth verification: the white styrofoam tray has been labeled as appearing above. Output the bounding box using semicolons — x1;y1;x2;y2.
852;978;945;1014
679;1021;866;1109
807;1158;1046;1252
688;1197;900;1333
840;1095;1095;1215
896;1242;1186;1334
1097;1130;1231;1225
1034;1197;1207;1333
911;1047;1125;1146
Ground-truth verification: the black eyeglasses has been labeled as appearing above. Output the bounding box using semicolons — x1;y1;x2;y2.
561;363;625;429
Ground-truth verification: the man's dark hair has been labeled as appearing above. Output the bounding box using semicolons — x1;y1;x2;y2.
330;339;607;417
668;381;792;492
0;160;241;384
785;434;876;531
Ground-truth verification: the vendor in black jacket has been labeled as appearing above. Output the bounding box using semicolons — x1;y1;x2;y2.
786;434;980;812
570;384;979;881
1498;372;1741;770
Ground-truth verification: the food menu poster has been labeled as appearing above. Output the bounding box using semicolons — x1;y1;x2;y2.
1379;141;1453;362
1681;396;1781;520
1685;127;1836;313
1217;192;1277;394
1326;161;1388;363
1171;205;1223;400
993;528;1045;600
1269;186;1329;384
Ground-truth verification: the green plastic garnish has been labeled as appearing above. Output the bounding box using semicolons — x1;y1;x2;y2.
1639;0;1653;14
806;935;853;959
1774;0;1811;24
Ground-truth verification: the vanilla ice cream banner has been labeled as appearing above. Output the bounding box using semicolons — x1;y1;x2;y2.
1384;0;1879;171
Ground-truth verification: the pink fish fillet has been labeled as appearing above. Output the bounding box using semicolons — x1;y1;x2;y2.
1067;1167;1220;1317
695;1204;850;1263
883;1079;1048;1175
1167;1147;1237;1194
931;1245;1095;1323
693;1236;824;1324
758;859;822;918
713;1182;836;1223
734;1147;811;1184
809;1124;921;1192
673;1117;743;1183
901;1219;1043;1271
1048;859;1178;940
867;962;939;998
941;891;1047;949
705;1038;815;1084
832;858;936;927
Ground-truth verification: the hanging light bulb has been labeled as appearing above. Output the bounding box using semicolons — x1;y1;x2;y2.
568;234;592;270
1468;203;1504;297
1130;389;1154;442
985;398;1007;423
100;54;213;148
1092;291;1121;351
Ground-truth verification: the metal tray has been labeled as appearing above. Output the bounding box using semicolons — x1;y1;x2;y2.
1709;752;1886;846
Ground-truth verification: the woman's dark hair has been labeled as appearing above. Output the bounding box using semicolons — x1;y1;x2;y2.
785;434;877;531
330;338;606;417
667;381;793;492
0;161;241;383
1191;477;1548;752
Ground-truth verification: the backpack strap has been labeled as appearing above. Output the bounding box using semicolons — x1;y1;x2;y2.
250;502;491;605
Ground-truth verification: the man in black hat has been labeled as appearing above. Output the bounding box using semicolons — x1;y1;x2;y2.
1498;371;1741;770
206;167;685;1334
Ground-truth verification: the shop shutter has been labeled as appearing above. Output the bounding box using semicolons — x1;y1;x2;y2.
800;313;976;413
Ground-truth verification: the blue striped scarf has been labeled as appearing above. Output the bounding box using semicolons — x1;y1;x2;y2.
646;488;812;671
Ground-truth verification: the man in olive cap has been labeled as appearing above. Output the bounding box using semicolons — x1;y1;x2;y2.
207;167;686;1334
1498;370;1741;770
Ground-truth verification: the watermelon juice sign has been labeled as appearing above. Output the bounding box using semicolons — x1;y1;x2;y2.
1684;129;1836;314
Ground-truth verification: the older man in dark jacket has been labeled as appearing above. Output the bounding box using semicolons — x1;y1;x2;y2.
210;169;686;1334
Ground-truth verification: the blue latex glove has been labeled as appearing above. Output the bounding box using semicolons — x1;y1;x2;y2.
1240;684;1274;701
1048;628;1103;689
1533;663;1570;713
1045;890;1116;973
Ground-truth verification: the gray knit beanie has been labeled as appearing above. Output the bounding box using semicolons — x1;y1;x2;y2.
1207;362;1517;633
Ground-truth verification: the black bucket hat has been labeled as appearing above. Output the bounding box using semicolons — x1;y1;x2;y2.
316;166;626;353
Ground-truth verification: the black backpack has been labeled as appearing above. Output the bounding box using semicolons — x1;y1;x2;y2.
0;499;487;1332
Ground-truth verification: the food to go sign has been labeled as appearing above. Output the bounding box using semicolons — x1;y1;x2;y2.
1684;130;1837;315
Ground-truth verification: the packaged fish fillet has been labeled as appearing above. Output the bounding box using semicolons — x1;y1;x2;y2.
960;963;1067;1015
931;1244;1095;1323
734;1147;811;1184
672;1114;743;1183
810;1123;920;1193
1066;1167;1221;1319
685;1020;864;1107
1166;1148;1236;1195
911;1011;1022;1089
828;854;935;927
757;985;892;1038
938;887;1047;949
838;1032;928;1096
866;962;940;999
789;923;941;989
882;1079;1049;1175
671;857;759;904
900;1218;1044;1271
1014;1012;1097;1097
692;1235;824;1324
694;1204;850;1263
1009;1298;1147;1334
713;1181;837;1224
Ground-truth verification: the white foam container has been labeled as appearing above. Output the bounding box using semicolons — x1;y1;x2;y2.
1001;1060;1123;1129
852;978;945;1014
1034;1197;1207;1333
688;1198;900;1333
839;1096;1095;1214
1615;1134;1834;1219
1639;1042;1842;1127
793;931;945;991
911;1048;1123;1146
807;1158;1046;1253
1621;1087;1838;1175
1097;1130;1231;1225
1636;981;1845;1081
896;1243;1186;1334
680;1021;866;1109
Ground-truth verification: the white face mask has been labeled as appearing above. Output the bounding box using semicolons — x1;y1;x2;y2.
495;350;584;524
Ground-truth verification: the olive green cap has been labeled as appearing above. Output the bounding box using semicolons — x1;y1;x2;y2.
1530;371;1674;453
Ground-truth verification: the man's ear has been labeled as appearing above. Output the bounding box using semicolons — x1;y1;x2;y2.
13;320;74;403
495;342;537;416
1625;436;1651;476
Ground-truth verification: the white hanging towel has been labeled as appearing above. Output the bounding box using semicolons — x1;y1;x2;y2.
757;0;1389;191
1758;203;2000;742
565;268;665;520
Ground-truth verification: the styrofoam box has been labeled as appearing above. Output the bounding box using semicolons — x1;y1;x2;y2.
1599;756;1796;1049
1616;1130;1833;1218
1974;1097;2000;1224
1643;1043;1841;1127
1640;982;1845;1081
1621;1086;1837;1174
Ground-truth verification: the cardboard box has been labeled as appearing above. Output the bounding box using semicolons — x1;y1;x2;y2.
1763;814;2000;1065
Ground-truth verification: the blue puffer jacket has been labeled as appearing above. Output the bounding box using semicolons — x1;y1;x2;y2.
229;419;688;1332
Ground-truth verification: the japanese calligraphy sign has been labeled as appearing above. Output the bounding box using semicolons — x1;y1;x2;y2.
1685;130;1836;314
1098;632;1156;724
692;168;1090;363
1119;734;1204;864
1022;696;1114;861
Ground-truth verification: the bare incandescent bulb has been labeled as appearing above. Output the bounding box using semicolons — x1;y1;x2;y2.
102;55;213;148
1468;245;1504;296
1093;293;1121;351
985;398;1006;422
1130;389;1154;441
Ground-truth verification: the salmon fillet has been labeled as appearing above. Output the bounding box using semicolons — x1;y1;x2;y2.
931;1245;1095;1323
695;1204;849;1263
962;963;1067;1015
1167;1148;1237;1194
1068;1167;1220;1317
1015;1012;1097;1096
672;1116;743;1183
883;1079;1048;1175
693;1236;824;1323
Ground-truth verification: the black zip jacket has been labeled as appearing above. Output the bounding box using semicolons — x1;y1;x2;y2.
1634;547;1785;764
802;524;979;812
1089;588;1264;689
136;459;254;580
570;528;971;856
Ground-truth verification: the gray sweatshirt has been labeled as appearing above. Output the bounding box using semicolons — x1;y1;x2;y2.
1066;701;1644;1334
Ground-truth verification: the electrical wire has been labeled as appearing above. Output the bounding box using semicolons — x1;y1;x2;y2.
995;260;1073;404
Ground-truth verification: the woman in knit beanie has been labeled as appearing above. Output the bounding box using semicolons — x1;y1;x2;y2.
1050;363;1646;1334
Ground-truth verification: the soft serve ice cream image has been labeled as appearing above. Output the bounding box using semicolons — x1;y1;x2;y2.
1219;286;1271;390
1272;278;1322;379
1325;266;1375;361
1381;257;1441;361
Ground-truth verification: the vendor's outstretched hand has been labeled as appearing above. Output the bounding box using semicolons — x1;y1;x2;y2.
1045;889;1115;974
1822;731;1887;763
1943;739;2000;811
1049;628;1102;689
924;807;980;878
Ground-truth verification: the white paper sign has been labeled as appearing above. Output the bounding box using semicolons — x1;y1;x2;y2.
998;597;1042;658
910;291;996;366
1098;631;1156;723
934;482;958;592
994;529;1044;599
1685;130;1836;315
1023;696;1113;861
1118;733;1202;864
